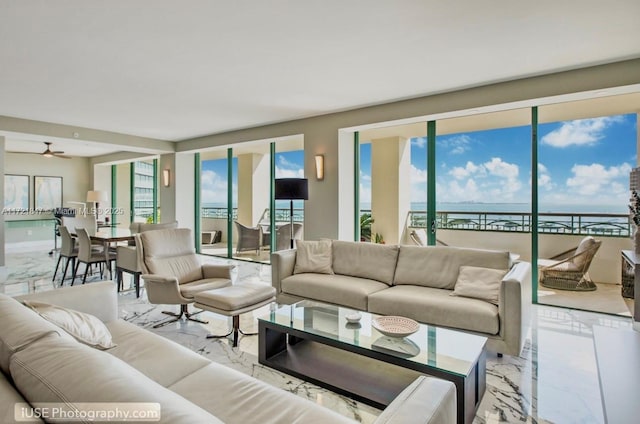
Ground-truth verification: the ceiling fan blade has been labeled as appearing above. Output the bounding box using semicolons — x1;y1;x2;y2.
51;150;65;154
54;154;72;159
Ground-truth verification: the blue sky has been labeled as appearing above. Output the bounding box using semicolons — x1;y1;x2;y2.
360;113;636;211
202;114;637;212
201;151;304;206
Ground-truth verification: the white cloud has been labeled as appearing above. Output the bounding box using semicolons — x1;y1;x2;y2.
201;170;236;204
449;161;484;179
438;134;472;154
538;163;548;173
274;155;304;178
275;166;304;178
411;165;427;183
411;137;426;148
538;173;552;189
445;179;481;202
359;183;371;204
278;155;298;169
541;116;624;148
484;157;519;179
442;157;524;202
566;162;632;195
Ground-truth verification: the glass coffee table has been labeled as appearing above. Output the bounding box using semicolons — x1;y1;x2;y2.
258;300;487;424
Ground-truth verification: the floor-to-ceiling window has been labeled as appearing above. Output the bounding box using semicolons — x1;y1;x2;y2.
537;102;637;315
198;136;304;263
131;160;156;223
434;110;532;254
353;97;637;317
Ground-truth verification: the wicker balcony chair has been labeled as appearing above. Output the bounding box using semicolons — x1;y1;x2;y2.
539;236;602;291
234;221;262;254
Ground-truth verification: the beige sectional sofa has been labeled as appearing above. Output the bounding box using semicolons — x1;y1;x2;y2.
272;241;531;356
0;281;457;424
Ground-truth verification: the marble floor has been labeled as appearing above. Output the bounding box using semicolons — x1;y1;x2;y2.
1;245;635;423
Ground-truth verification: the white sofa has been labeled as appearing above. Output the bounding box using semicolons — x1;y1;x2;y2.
272;241;532;356
0;282;457;424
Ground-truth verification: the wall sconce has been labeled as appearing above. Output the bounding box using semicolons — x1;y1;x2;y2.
162;169;171;187
315;154;324;181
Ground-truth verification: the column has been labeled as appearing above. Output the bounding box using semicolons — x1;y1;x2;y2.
159;152;196;230
371;136;411;245
237;153;269;226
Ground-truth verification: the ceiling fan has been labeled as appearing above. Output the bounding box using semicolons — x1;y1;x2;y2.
39;142;70;159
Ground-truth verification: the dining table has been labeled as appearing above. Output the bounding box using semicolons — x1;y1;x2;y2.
81;227;135;280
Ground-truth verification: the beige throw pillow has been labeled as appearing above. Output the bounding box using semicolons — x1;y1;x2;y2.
450;266;507;305
23;301;116;350
294;240;334;275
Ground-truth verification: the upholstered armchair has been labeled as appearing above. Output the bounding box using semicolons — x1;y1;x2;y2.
136;228;234;327
116;221;178;297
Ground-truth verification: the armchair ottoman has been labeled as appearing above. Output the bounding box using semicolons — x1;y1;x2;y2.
194;283;276;347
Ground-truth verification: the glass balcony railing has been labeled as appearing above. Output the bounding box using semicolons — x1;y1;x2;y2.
201;207;630;237
401;210;630;237
201;207;304;223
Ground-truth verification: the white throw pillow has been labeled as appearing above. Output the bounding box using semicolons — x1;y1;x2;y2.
22;301;116;350
450;266;507;305
294;240;334;275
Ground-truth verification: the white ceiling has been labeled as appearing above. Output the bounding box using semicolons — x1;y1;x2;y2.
1;1;640;146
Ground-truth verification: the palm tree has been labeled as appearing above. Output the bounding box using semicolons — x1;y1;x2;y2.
360;213;374;242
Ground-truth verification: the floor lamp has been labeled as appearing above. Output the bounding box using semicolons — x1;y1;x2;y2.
274;178;308;249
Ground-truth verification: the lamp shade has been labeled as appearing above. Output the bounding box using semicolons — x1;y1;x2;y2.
274;178;308;200
86;190;108;203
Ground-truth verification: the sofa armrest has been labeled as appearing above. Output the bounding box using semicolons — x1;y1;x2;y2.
498;261;532;356
141;274;184;305
14;281;118;323
270;249;297;295
373;376;456;424
202;264;235;280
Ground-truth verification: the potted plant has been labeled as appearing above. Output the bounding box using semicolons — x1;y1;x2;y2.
360;213;374;242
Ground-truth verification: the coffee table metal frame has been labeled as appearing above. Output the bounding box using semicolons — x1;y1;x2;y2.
258;301;487;424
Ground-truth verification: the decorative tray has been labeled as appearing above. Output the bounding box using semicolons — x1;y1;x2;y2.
372;316;419;338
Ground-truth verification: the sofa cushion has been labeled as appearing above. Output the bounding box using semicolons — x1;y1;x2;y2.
368;285;500;335
294;240;334;275
0;372;43;423
140;228;203;284
450;266;507;305
331;241;399;285
10;337;222;424
393;245;510;290
23;301;116;350
282;273;388;310
169;361;354;424
0;294;69;374
106;320;210;387
179;278;232;300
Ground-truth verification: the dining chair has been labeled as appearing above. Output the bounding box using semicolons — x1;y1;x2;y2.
52;226;77;286
72;228;116;285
